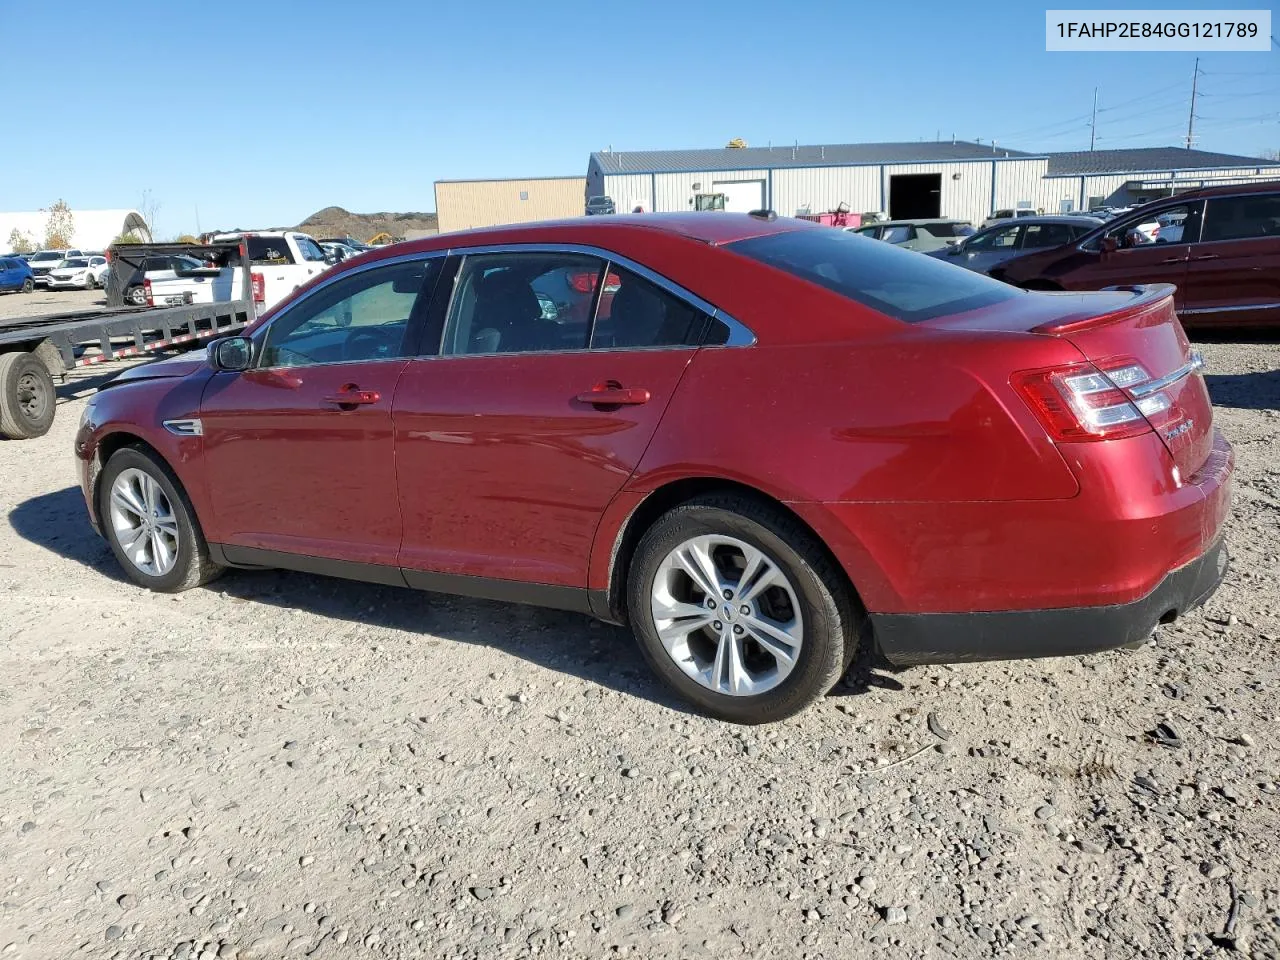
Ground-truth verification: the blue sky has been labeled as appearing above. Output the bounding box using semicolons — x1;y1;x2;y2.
5;0;1277;236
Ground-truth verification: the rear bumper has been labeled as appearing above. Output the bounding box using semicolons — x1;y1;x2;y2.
871;534;1228;666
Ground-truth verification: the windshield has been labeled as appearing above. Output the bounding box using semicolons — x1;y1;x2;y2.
32;251;62;262
728;228;1019;324
60;258;89;268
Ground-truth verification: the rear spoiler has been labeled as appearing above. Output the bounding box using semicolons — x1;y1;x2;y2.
1030;283;1176;336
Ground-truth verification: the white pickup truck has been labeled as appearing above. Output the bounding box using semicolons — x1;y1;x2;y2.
144;231;330;314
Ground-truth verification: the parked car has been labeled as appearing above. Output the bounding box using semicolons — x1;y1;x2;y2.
0;256;34;294
27;249;85;284
319;236;372;253
996;181;1280;327
118;255;207;306
76;213;1231;723
981;208;1042;229
585;196;616;215
849;219;974;253
45;255;109;290
89;256;111;286
320;241;360;264
929;216;1103;274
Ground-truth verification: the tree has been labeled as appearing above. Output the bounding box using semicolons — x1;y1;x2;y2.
44;199;75;249
111;232;145;245
7;229;35;254
175;234;200;244
139;189;162;237
1262;149;1280;162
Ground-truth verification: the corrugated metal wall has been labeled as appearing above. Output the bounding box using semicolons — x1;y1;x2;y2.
435;177;586;233
602;174;654;213
991;159;1052;213
771;166;882;217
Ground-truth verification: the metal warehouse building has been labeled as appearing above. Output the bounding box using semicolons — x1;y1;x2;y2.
434;176;586;234
586;142;1280;225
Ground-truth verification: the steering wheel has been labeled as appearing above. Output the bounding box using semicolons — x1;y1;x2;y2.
343;324;401;362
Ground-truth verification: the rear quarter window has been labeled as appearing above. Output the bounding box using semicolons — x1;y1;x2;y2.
728;228;1019;323
247;237;296;265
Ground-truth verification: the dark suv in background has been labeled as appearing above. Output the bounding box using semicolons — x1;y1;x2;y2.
996;181;1280;328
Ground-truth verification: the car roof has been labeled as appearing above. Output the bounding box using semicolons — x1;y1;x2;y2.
396;212;818;252
983;215;1102;227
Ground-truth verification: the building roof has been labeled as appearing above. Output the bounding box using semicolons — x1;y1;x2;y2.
592;141;1039;174
1045;147;1278;176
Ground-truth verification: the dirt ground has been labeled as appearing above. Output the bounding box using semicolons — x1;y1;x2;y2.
1;333;1278;960
0;287;103;322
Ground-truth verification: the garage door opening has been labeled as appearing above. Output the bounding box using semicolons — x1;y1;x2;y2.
714;180;766;213
889;173;941;219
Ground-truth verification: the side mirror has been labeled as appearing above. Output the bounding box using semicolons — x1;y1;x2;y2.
209;336;252;372
1099;236;1118;254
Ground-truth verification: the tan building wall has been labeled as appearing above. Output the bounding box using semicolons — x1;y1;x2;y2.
435;177;587;233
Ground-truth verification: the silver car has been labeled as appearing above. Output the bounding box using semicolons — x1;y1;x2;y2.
847;219;974;253
928;215;1103;274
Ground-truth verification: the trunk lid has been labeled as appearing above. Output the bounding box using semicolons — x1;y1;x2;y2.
930;284;1213;478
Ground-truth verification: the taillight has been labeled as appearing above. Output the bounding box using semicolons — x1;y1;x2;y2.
144;278;153;307
1014;360;1164;441
251;271;265;302
567;271;622;294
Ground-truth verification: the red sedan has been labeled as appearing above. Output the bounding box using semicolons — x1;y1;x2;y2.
75;213;1232;723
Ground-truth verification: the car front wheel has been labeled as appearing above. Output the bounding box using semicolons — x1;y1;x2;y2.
21;278;33;294
99;446;224;592
627;494;858;724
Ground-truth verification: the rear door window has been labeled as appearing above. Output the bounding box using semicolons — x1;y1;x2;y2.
729;228;1018;323
965;224;1020;251
442;252;604;355
1201;194;1280;243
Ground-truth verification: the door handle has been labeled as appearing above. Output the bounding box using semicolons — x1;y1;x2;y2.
323;385;380;407
1160;257;1185;264
1192;254;1219;261
575;383;651;406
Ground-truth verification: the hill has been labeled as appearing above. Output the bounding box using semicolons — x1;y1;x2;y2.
296;206;438;244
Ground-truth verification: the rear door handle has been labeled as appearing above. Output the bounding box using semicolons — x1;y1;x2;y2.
1192;254;1219;261
323;385;380;407
1160;256;1185;264
575;383;651;406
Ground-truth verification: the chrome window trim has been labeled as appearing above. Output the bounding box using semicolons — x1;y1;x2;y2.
439;242;756;355
252;250;448;372
1127;352;1205;398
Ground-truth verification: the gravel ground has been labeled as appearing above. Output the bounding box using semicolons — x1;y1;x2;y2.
1;337;1278;960
0;288;104;322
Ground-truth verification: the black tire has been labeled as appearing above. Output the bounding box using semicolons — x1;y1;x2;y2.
627;494;858;724
0;351;56;440
85;273;96;290
126;285;146;306
21;277;34;294
98;446;224;592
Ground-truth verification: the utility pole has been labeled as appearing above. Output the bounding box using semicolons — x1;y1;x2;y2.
1185;57;1200;149
1089;87;1098;151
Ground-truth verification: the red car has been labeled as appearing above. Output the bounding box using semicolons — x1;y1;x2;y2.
75;213;1232;723
995;180;1280;328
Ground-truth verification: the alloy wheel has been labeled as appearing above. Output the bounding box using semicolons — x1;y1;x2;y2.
650;534;803;696
109;468;180;577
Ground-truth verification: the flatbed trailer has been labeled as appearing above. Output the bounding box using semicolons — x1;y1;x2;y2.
0;248;255;440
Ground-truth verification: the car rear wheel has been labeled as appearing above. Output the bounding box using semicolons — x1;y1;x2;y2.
100;446;224;592
21;278;33;294
126;285;146;306
627;494;857;724
84;273;96;290
0;351;56;439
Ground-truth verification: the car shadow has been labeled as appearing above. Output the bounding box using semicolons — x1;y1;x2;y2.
1204;371;1280;412
10;486;899;713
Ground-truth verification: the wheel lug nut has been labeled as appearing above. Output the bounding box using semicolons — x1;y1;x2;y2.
712;620;723;631
739;604;750;615
722;589;733;600
733;625;744;636
705;598;716;609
